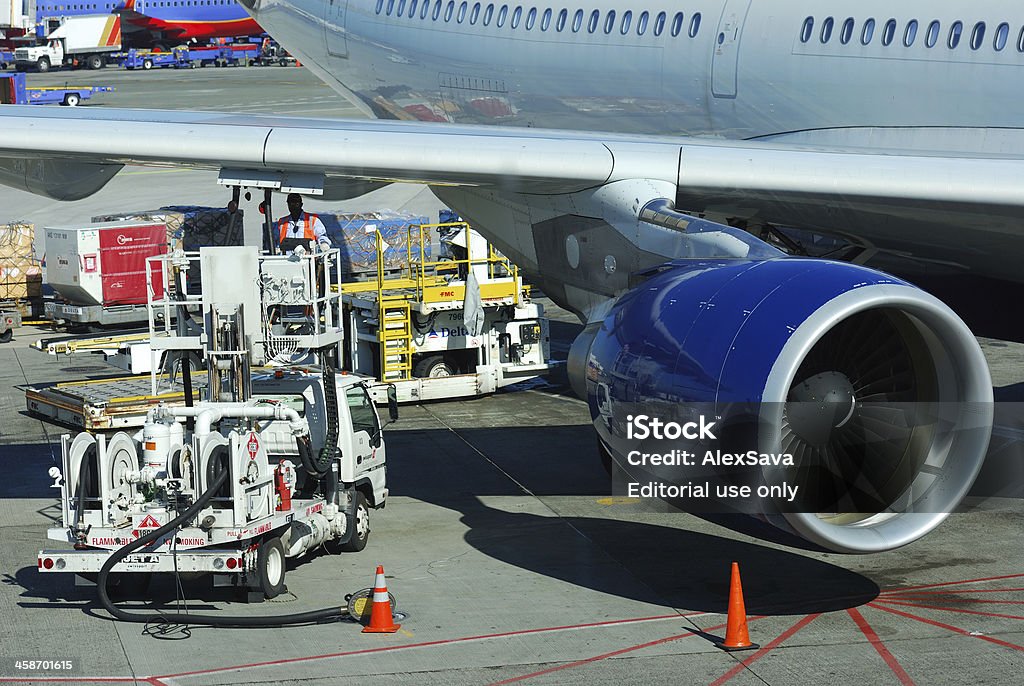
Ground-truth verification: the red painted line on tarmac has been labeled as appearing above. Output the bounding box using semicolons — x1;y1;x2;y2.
486;626;719;686
0;679;141;684
154;612;700;681
884;588;1024;596
868;603;1024;653
879;573;1024;594
847;607;916;686
883;597;1024;605
876;599;1024;621
707;614;820;686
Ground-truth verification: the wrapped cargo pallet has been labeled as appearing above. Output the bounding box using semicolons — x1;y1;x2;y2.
0;222;42;301
317;210;430;278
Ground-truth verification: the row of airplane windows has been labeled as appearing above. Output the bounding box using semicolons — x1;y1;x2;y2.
376;0;702;38
41;1;232;9
801;16;1024;53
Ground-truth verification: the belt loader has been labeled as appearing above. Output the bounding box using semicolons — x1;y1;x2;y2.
38;246;397;611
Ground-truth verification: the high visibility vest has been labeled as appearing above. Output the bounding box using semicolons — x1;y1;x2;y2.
278;213;319;243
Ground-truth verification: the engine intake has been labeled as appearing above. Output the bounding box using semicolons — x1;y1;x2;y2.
577;258;992;553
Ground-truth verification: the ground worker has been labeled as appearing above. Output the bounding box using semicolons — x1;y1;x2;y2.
277;193;331;253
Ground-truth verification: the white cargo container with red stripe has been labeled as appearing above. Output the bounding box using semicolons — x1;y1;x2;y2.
46;221;167;306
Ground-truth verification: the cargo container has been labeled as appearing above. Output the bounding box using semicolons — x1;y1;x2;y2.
44;221;167;327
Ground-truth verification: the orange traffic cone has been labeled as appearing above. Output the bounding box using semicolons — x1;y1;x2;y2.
718;562;758;651
362;565;401;633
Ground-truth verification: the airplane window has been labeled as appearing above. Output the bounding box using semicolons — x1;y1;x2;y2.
604;9;614;34
689;12;700;37
556;8;566;31
800;17;813;43
861;17;875;44
456;1;466;22
470;2;479;23
970;22;985;50
409;0;418;18
526;7;536;29
541;8;550;30
881;19;896;46
511;5;521;28
386;0;394;15
620;10;631;34
994;22;1009;51
948;21;962;49
820;16;834;43
572;9;582;32
637;10;648;36
397;0;406;16
653;11;666;37
904;19;918;47
587;9;598;33
432;0;442;20
925;20;940;47
840;17;854;44
496;4;506;26
444;0;453;22
422;0;431;18
1018;26;1024;52
483;3;493;23
670;12;682;37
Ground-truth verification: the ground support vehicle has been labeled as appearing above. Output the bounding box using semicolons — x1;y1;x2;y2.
0;309;21;342
251;41;296;67
25;373;205;431
120;47;190;70
0;71;113;105
188;44;257;68
44;301;159;327
339;221;552;402
14;15;121;72
25;222;552;427
38;246;394;600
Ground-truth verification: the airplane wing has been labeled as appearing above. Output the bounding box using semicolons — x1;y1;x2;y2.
1;107;1022;210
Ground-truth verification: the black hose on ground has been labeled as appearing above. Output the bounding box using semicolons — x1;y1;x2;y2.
97;465;346;627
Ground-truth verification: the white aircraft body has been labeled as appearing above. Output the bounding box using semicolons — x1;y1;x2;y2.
1;0;1020;553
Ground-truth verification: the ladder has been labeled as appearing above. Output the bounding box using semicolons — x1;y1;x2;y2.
378;297;413;381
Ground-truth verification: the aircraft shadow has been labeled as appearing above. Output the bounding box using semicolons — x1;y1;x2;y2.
386;427;880;616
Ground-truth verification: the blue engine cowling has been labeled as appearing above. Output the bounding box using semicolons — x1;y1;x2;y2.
570;258;993;553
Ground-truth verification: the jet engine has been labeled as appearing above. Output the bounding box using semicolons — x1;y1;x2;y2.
570;257;993;553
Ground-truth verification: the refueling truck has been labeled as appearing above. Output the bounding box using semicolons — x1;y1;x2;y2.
38;246;397;607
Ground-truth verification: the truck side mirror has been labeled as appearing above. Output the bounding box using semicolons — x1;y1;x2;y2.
387;384;399;422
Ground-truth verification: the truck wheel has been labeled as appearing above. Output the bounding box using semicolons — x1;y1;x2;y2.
257;536;286;599
0;329;12;343
278;58;287;67
414;355;455;378
86;54;103;70
142;58;153;70
36;57;50;73
61;93;80;107
338;492;370;552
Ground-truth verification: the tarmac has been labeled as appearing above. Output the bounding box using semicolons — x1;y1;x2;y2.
1;65;1024;686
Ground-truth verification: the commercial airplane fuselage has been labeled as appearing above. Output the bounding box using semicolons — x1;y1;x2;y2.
246;0;1024;281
